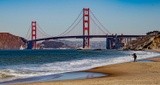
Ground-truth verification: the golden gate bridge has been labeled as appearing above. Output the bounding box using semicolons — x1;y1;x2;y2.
25;8;145;49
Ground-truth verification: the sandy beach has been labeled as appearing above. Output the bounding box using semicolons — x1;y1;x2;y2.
18;51;160;85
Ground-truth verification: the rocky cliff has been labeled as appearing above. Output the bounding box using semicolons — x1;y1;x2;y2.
124;34;160;50
149;35;160;49
0;33;26;50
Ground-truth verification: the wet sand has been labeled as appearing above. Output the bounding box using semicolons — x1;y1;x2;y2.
1;72;105;85
18;50;160;85
148;57;160;62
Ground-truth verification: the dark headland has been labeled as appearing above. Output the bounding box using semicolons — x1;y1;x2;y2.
0;32;26;50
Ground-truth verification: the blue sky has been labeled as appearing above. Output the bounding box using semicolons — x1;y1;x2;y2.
0;0;160;38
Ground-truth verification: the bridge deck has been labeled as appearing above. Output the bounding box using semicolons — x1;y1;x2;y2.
28;35;145;42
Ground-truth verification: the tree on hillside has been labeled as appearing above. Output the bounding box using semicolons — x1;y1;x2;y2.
146;30;160;35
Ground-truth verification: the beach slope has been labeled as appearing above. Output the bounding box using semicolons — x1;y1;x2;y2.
19;60;160;85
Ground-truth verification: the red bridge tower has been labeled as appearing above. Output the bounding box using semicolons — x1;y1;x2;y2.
31;21;37;49
83;8;90;48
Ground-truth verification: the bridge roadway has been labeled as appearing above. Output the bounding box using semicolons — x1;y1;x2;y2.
28;35;145;42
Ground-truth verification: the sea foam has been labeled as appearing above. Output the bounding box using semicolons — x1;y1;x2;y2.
0;50;160;82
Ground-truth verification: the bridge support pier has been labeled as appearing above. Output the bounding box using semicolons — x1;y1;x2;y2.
106;35;124;49
27;41;33;49
114;35;123;49
106;37;113;49
114;38;123;49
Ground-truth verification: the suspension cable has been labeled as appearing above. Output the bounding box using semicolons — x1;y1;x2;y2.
57;10;83;36
37;29;49;38
62;17;82;36
91;17;107;35
37;23;52;37
90;10;111;34
25;26;31;40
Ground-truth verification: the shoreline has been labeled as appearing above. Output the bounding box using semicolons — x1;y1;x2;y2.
18;61;160;85
0;72;106;85
16;50;160;85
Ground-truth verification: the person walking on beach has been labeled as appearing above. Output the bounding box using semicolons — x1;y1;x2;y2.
132;53;137;62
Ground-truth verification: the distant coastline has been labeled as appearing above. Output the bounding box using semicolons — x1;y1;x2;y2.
0;31;159;50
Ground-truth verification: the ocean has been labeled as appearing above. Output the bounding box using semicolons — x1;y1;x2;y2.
0;49;160;83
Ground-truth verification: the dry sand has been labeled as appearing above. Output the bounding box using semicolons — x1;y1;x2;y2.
18;57;160;85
